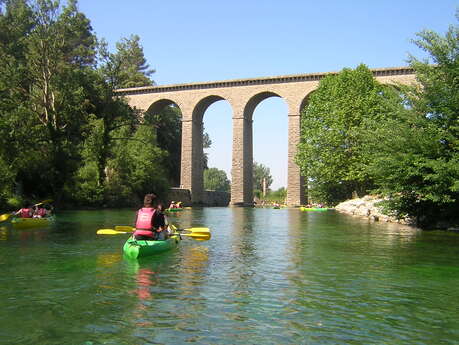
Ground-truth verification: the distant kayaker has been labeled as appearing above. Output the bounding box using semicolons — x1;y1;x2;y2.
133;193;157;240
14;203;33;218
33;206;47;218
168;201;177;209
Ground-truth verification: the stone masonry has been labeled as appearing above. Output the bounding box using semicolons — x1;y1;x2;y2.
115;67;416;207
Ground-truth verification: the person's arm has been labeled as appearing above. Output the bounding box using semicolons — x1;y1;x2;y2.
133;210;139;227
153;212;166;231
150;209;157;230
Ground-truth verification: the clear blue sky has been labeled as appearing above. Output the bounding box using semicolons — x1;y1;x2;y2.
78;0;457;190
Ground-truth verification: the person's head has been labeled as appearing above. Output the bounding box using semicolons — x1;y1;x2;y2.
143;193;157;207
157;203;165;212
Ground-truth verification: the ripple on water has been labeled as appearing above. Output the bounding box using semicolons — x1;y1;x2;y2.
1;208;459;344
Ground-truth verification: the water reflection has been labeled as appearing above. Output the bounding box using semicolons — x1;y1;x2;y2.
0;225;8;240
96;253;122;268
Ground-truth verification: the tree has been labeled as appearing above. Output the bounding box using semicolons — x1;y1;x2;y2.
265;187;287;204
202;130;212;170
0;0;35;204
25;0;97;194
70;23;160;206
101;122;169;206
366;15;459;227
74;32;154;193
296;64;404;204
0;0;98;202
0;1;170;208
253;162;272;197
204;167;230;192
100;34;154;89
145;105;182;186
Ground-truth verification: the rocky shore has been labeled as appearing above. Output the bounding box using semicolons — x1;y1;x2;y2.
335;195;414;225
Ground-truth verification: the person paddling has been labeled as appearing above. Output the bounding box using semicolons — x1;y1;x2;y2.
133;193;157;241
14;203;33;218
153;203;168;240
33;205;48;218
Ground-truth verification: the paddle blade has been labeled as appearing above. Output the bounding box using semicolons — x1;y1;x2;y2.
170;224;210;233
180;232;211;240
185;227;210;233
0;213;11;223
34;199;53;206
97;229;130;235
115;225;134;232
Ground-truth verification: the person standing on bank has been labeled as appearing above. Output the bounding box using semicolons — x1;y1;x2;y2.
133;193;157;240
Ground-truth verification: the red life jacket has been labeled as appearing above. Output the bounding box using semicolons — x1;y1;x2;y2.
134;208;156;238
20;208;32;218
36;208;47;217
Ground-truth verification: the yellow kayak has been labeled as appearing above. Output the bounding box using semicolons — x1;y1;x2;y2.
11;216;55;229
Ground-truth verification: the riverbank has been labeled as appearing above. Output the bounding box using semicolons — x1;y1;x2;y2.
335;195;459;232
335;195;415;225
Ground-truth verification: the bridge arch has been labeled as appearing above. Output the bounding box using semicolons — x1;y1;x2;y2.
146;98;182;115
143;99;183;187
185;95;232;203
116;67;416;206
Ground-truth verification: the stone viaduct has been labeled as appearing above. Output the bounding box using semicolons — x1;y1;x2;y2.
115;66;416;207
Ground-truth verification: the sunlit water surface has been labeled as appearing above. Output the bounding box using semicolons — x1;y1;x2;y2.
0;207;458;344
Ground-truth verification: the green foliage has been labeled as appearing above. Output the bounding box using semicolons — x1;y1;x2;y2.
145;105;182;186
70;160;104;206
264;187;287;204
365;16;459;227
204;168;230;192
68;117;104;206
307;180;354;207
202;131;212;170
124;125;169;199
6;196;22;209
0;0;97;203
99;124;169;207
296;64;404;204
0;1;173;209
99;34;154;89
253;161;272;197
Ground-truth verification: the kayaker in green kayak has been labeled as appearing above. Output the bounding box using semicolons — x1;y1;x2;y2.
153;203;169;240
133;194;169;241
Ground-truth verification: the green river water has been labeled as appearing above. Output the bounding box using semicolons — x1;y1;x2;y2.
0;207;458;345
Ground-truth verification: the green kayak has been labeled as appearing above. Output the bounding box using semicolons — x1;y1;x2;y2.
123;235;180;259
166;208;183;213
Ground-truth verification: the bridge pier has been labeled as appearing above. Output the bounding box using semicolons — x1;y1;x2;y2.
230;115;254;206
286;113;306;206
180;117;204;204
